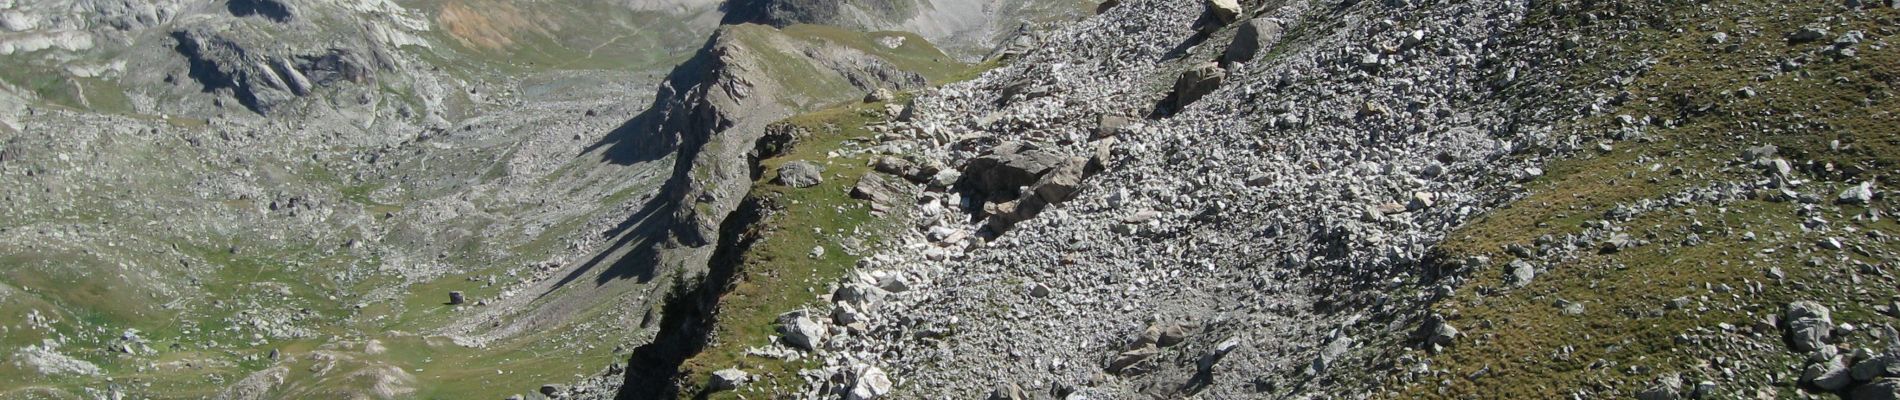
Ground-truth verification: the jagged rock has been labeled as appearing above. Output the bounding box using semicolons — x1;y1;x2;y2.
777;310;825;351
1637;374;1681;400
1787;301;1835;353
1095;114;1132;139
1224;18;1283;64
965;142;1071;197
1139;321;1196;348
1206;0;1242;25
962;141;1063;197
1508;259;1537;287
833;283;879;306
847;365;893;400
709;368;752;391
852;173;912;213
1855;354;1900;382
1811;355;1853;391
1108;344;1159;374
540;384;564;398
776;161;825;188
1790;25;1830;43
988;382;1028;400
448;291;465;305
872;156;934;182
1162;62;1225;114
864;88;895;103
1840;182;1875;205
1692;381;1717;399
1030;158;1088;205
1426;318;1459;348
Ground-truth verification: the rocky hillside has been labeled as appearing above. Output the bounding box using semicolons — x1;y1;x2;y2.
0;0;1082;398
642;0;1900;399
4;0;1896;399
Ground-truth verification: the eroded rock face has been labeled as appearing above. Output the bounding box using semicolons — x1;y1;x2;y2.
227;0;296;22
170;25;387;115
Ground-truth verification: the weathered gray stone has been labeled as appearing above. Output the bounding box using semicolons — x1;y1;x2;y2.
777;310;825;351
962;141;1063;196
1165;62;1225;113
1223;18;1284;64
777;161;826;188
1207;0;1242;25
1787;301;1834;353
709;368;751;391
1108;344;1160;374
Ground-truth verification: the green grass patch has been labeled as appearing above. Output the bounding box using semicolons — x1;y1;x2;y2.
675;101;909;398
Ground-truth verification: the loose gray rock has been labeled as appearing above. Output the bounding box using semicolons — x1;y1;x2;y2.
777;161;826;188
846;365;893;400
1840;182;1875;205
1855;354;1900;382
777;310;825;351
865;88;896;103
1206;0;1242;25
1815;356;1854;391
1636;374;1681;400
1787;301;1835;353
1108;344;1159;375
1162;62;1225;114
709;368;751;391
1223;18;1284;64
1509;259;1537;287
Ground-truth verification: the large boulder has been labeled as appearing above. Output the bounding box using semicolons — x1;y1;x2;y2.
1805;355;1852;391
1107;344;1160;375
961;141;1064;197
1162;62;1225;115
776;310;826;351
1856;354;1900;382
1223;18;1284;64
1207;0;1242;25
776;161;825;188
1786;301;1834;353
846;365;893;400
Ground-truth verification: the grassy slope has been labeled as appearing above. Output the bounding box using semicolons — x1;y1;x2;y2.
675;102;905;399
1396;1;1900;398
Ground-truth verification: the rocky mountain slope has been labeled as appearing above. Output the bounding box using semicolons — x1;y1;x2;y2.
634;0;1900;399
4;0;1897;399
0;0;1084;398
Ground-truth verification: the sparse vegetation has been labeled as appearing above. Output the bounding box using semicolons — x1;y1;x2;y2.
1396;1;1900;398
